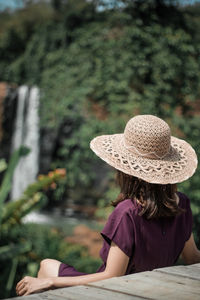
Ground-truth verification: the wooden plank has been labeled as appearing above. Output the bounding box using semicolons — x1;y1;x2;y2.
89;270;200;300
154;264;200;280
3;297;39;300
133;271;200;292
47;285;143;300
3;264;200;300
189;263;200;269
3;293;68;300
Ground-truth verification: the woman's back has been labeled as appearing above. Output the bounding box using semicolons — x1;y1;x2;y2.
99;192;192;274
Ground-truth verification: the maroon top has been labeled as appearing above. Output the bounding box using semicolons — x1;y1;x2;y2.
59;192;192;277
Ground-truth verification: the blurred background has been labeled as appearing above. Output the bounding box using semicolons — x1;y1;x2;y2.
0;0;200;298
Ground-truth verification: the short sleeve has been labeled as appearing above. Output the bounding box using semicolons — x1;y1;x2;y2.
101;202;135;258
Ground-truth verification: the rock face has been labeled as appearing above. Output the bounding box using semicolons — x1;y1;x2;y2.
66;224;103;258
0;82;17;160
39;127;59;174
0;83;7;142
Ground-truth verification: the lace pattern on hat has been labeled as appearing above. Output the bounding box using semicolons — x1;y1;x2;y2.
90;115;198;184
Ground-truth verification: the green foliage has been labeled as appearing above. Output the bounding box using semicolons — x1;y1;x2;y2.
0;2;200;296
0;222;101;298
0;167;67;298
0;0;199;238
58;241;101;273
0;160;100;298
0;243;32;261
39;18;200;204
0;146;30;225
0;1;54;82
1;169;66;233
73;256;101;274
1;192;45;233
0;159;7;173
95;172;118;219
175;115;200;247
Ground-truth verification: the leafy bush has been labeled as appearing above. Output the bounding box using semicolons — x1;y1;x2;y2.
1;1;199;206
0;162;67;299
0;223;101;299
0;2;200;296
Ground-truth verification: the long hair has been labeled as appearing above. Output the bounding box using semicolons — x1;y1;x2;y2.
112;170;184;219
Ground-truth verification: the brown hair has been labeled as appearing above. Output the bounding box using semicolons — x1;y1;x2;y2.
112;170;184;219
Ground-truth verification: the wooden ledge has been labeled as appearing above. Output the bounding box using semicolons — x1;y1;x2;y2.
4;263;200;300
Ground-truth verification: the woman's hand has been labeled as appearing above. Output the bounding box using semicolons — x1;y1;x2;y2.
16;276;53;296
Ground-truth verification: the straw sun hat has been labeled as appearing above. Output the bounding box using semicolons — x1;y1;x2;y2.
90;115;198;184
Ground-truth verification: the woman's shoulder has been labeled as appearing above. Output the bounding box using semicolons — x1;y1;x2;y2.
114;199;138;215
105;199;138;230
177;191;191;208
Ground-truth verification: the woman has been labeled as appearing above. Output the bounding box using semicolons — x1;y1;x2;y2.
16;115;200;296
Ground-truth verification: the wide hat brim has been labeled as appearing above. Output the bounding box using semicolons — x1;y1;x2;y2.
90;134;198;184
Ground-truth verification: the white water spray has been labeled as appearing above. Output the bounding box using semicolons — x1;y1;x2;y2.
11;86;40;200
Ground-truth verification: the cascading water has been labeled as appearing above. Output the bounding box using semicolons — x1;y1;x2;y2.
11;86;40;200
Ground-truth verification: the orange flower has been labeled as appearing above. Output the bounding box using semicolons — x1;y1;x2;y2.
48;171;54;178
50;182;57;189
55;168;66;177
38;175;45;181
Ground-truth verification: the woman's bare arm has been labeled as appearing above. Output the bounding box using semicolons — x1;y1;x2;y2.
16;242;129;295
181;233;200;265
51;241;129;288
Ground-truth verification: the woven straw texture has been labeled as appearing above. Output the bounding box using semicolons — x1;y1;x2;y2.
90;115;198;184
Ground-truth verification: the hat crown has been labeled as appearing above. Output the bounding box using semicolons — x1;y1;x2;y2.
90;114;197;184
124;115;171;158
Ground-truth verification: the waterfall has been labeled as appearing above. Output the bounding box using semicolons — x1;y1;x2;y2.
11;86;40;200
